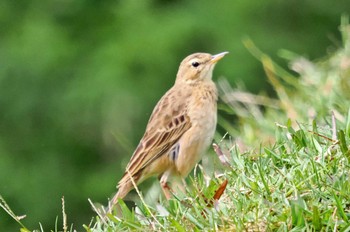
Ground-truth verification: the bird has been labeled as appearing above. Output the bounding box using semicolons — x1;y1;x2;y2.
108;51;228;211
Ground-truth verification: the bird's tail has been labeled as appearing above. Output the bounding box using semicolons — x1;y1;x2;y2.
107;181;133;214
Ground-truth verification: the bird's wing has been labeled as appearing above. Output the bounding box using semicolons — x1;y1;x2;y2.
117;86;191;187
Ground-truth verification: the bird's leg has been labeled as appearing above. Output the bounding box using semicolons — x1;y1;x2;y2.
159;171;173;200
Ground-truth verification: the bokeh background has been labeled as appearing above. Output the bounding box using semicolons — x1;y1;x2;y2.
1;0;349;230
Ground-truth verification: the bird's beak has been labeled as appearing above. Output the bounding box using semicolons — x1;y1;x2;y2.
211;51;229;63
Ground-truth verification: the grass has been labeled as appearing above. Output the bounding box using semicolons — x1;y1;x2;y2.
2;16;350;231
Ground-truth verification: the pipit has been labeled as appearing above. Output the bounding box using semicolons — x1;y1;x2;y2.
109;51;228;211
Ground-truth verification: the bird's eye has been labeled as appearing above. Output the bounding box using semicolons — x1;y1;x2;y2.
191;61;200;68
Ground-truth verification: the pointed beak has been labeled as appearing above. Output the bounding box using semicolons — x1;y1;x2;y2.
211;51;229;63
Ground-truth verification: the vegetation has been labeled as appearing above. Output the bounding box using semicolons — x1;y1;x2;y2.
84;16;350;231
3;16;349;231
1;1;350;231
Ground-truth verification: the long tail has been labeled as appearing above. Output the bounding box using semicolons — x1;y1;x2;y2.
107;181;133;214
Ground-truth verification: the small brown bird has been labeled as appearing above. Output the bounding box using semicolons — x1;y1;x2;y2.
109;51;228;210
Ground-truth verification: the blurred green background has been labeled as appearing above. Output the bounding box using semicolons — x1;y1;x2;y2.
0;0;349;230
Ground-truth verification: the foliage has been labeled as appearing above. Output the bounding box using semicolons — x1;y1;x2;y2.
84;16;350;231
1;0;350;230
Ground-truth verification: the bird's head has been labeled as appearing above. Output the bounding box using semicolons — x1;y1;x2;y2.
175;52;228;84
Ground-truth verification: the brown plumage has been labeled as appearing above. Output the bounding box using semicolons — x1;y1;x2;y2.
109;52;228;211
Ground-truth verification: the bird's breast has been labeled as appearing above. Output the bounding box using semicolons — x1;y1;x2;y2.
173;83;218;177
187;82;218;152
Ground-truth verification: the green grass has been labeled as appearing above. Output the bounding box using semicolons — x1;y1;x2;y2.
2;16;350;231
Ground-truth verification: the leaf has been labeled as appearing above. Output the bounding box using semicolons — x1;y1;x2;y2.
170;218;186;232
337;130;348;154
312;205;321;230
346;107;350;138
332;191;349;223
312;137;323;154
213;179;228;201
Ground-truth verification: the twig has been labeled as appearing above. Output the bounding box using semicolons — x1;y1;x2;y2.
0;195;29;231
62;196;67;232
331;111;337;141
213;143;230;167
126;169;164;230
88;199;107;225
308;130;338;143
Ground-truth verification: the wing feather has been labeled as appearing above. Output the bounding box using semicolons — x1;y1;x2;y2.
117;86;191;187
